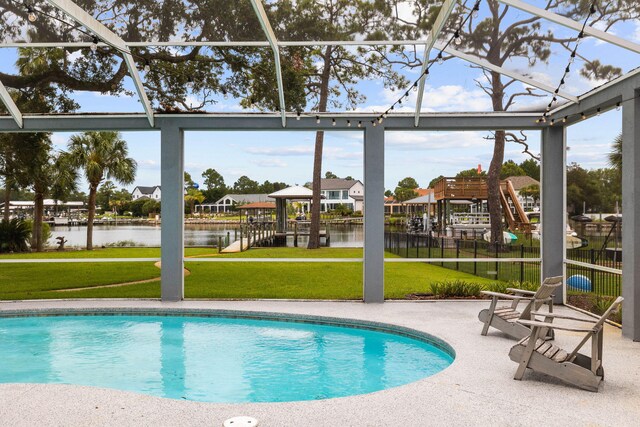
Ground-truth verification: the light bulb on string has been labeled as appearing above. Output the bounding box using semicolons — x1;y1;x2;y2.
143;59;151;73
316;116;320;124
296;111;301;121
26;6;37;22
90;36;99;52
424;69;430;80
563;116;568;123
412;82;418;92
453;30;462;46
616;103;621;111
597;108;601;116
186;76;194;89
559;79;566;89
437;53;444;65
357;121;362;128
223;90;229;100
472;5;479;18
332;118;336;126
347;120;351;127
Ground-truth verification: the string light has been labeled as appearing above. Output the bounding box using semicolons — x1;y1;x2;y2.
316;116;320;124
332;118;336;126
372;120;377;127
296;111;301;120
563;116;568;123
616;102;621;111
26;5;37;22
143;59;151;73
453;30;462;46
357;121;362;128
581;112;587;120
90;36;99;52
472;3;480;18
347;120;351;127
596;107;601;116
366;0;482;127
537;0;597;124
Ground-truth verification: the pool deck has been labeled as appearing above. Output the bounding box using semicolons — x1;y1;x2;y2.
1;299;639;427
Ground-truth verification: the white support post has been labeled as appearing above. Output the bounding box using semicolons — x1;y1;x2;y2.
363;124;385;303
541;125;566;304
249;0;287;127
0;80;23;128
44;0;155;127
414;0;457;127
622;90;640;340
436;43;579;103
498;0;640;55
160;124;184;301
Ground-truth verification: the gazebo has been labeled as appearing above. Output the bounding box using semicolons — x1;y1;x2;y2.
1;0;639;341
268;185;316;233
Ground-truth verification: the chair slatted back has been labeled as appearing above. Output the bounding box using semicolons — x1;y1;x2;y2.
520;276;563;318
567;296;624;362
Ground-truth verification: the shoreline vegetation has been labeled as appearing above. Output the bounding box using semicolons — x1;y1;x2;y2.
0;247;500;300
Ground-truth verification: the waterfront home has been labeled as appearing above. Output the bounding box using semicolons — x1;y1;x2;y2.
131;185;162;201
320;179;364;212
203;193;274;213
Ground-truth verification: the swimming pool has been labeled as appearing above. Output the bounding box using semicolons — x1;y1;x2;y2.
0;311;454;403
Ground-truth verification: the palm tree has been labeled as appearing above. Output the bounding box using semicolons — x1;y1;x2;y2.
608;133;622;171
66;132;136;250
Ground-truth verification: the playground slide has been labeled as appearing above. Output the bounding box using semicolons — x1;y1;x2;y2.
499;180;530;232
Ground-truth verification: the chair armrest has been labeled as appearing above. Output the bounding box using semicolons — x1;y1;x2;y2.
530;312;598;323
506;288;536;296
517;319;595;333
481;291;533;300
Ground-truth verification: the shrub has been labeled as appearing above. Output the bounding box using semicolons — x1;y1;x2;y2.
0;219;31;253
105;240;145;247
591;295;622;324
430;280;483;298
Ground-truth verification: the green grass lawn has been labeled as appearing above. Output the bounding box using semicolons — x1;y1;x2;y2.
0;247;499;300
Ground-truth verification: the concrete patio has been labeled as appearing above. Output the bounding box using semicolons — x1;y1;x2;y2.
0;299;638;427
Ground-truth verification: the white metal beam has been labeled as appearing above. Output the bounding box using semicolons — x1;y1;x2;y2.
498;0;640;55
44;0;155;126
435;42;579;103
415;0;457;127
249;0;287;127
0;80;23;128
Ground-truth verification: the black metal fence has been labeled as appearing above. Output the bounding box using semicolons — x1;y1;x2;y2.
384;232;541;284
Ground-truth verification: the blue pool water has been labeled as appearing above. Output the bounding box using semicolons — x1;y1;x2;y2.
0;315;453;402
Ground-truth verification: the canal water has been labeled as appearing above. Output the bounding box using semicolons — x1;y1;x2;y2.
48;223;364;248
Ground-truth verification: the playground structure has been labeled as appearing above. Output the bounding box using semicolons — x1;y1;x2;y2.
430;176;532;235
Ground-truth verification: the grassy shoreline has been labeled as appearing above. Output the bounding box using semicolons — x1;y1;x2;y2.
0;247;500;300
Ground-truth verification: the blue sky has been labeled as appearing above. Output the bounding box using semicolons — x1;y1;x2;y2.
3;2;639;192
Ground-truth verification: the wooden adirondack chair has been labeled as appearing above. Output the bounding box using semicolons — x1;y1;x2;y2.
509;296;623;392
478;276;563;340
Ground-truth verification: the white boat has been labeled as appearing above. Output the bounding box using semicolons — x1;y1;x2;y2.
53;217;69;226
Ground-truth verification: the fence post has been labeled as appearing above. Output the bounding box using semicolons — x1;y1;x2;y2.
520;244;525;284
218;236;222;254
455;239;460;271
417;234;420;258
495;244;499;281
226;232;230;247
590;248;596;288
239;225;243;252
441;237;444;266
406;232;410;257
473;240;478;275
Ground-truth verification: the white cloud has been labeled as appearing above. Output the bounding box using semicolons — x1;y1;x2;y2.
252;158;288;168
137;159;158;169
386;131;489;151
244;145;313;156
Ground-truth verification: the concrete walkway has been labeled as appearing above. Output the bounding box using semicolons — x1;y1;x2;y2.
221;238;249;253
1;300;639;427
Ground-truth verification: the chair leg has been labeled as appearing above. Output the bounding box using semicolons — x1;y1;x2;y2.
514;327;540;380
481;297;498;336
